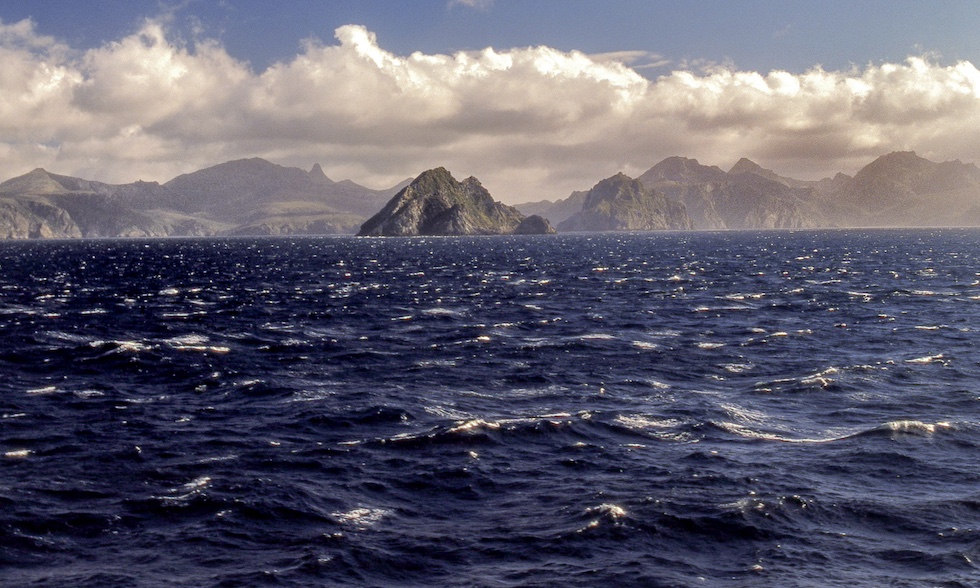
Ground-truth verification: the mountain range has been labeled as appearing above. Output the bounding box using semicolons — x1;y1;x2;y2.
520;151;980;231
0;151;978;239
0;159;408;239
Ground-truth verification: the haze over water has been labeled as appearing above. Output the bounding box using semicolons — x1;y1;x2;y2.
2;230;979;587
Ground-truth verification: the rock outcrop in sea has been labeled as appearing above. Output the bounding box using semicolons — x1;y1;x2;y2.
557;173;692;232
357;168;548;236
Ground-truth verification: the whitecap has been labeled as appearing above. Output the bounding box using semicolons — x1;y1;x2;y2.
578;503;629;531
421;307;462;317
717;422;847;444
332;507;392;528
631;340;659;350
4;449;32;459
26;386;59;396
905;354;945;364
880;420;952;436
165;334;230;354
584;503;627;518
697;342;725;350
448;418;502;434
615;415;682;430
800;367;840;387
157;475;212;502
722;363;753;374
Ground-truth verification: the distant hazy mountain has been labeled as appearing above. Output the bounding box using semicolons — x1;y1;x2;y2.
358;168;546;236
515;191;587;226
163;158;403;234
728;157;815;189
0;168;212;238
636;157;825;229
824;151;980;227
558;172;691;232
0;159;406;238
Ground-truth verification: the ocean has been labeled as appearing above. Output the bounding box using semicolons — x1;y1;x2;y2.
1;230;978;587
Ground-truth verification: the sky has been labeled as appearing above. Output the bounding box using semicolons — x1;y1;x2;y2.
2;0;980;203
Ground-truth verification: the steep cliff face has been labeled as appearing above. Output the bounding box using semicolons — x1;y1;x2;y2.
0;197;82;239
557;173;692;232
357;168;536;236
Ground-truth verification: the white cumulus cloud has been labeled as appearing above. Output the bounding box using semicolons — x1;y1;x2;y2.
1;18;979;203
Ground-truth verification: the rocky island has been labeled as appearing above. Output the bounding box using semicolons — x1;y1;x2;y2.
357;168;554;236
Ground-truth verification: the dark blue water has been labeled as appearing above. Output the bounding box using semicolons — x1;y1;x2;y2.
1;231;979;587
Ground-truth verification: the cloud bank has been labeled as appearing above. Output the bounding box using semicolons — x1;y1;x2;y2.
2;18;980;203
